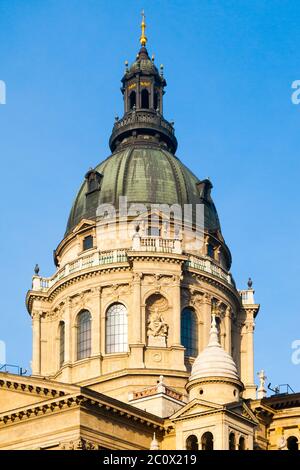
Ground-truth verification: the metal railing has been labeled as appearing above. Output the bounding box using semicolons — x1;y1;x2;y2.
0;364;28;376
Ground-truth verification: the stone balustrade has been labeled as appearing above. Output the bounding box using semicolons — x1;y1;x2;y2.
186;255;232;285
31;239;233;292
133;235;181;254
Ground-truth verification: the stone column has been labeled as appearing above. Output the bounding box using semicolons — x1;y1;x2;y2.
137;78;140;108
31;311;41;376
91;288;101;357
202;294;212;348
171;275;181;346
130;273;142;344
243;308;256;399
124;84;128;113
150;80;154;109
97;287;102;356
224;306;232;354
169;275;185;371
64;299;72;364
158;88;162;114
129;273;144;368
100;289;106;356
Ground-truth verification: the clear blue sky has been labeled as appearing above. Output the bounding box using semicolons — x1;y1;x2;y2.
0;0;299;392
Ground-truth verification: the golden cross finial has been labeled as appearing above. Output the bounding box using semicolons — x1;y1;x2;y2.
140;10;147;47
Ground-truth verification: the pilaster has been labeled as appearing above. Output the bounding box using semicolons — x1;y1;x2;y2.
31;311;41;376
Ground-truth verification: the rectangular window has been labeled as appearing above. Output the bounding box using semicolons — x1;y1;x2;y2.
83;235;93;251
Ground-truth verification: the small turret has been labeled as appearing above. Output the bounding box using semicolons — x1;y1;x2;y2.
187;314;243;403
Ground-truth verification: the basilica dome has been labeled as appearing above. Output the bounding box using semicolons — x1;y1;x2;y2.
65;32;227;245
65;146;221;236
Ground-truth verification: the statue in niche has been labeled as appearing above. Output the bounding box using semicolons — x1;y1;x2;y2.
147;308;169;347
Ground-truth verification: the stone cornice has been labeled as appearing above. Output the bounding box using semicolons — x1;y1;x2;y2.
188;271;241;309
261;392;300;410
26;264;131;313
186;376;243;392
127;251;186;264
26;252;240;314
0;378;165;431
75;368;190;389
242;304;260;318
0;373;77;398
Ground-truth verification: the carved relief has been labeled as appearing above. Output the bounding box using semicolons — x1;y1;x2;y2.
146;294;169;347
64;438;98;450
71;290;92;310
147;308;168;344
181;287;203;309
50;301;66;321
102;283;130;301
132;272;143;282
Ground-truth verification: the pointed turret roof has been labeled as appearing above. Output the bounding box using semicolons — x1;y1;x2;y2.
190;314;240;382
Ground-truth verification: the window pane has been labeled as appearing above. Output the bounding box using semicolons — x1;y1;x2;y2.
181;308;198;357
77;310;92;360
106;303;128;354
83;235;93;251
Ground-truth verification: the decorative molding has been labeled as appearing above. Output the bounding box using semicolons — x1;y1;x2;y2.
0;391;165;430
62;438;99;450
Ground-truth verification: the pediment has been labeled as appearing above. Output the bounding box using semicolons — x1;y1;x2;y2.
170;398;223;420
227;401;259;424
0;387;46;412
72;219;95;234
132;207;178;223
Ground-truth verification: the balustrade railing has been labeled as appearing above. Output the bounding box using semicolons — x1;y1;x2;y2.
187;255;232;285
134;235;181;254
113;110;174;135
32;242;232;292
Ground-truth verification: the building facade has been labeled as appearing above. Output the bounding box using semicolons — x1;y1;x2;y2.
0;17;299;450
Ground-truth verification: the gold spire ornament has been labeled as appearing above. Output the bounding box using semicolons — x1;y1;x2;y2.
140;10;147;47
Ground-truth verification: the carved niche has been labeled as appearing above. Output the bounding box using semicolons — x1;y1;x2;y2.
146;294;169;347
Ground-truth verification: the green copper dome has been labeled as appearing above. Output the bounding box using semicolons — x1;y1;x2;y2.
65;146;221;236
65;42;223;243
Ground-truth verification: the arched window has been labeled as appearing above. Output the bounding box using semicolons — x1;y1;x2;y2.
287;436;298;451
77;310;92;360
238;436;246;450
129;91;136;109
106;303;128;353
141;89;149;109
207;243;214;258
181;308;198;357
201;432;214;450
229;432;236;450
186;435;198;450
59;321;65;367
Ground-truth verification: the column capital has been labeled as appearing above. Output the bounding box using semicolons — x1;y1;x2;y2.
132;272;143;283
32;310;41;321
202;293;212;305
